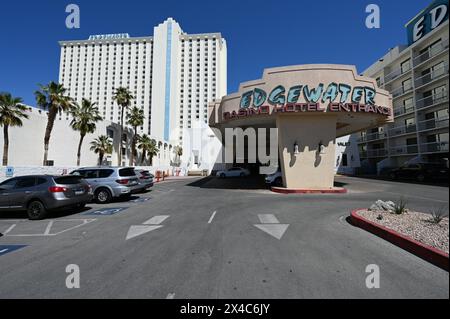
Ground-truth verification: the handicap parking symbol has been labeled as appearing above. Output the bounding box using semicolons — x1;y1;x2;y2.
83;207;128;216
130;198;151;203
0;245;27;257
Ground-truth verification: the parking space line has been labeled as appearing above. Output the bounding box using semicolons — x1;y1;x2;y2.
208;211;217;224
44;221;54;235
3;224;17;235
258;214;279;224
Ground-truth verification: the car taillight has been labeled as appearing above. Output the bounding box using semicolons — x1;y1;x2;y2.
116;179;129;185
49;186;68;193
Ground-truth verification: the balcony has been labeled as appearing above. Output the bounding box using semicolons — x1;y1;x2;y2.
393;105;415;117
388;124;417;137
367;149;388;158
391;84;413;98
420;141;449;153
416;91;448;109
413;39;449;66
389;144;419;156
384;64;411;83
414;63;449;88
366;131;387;141
418;116;449;132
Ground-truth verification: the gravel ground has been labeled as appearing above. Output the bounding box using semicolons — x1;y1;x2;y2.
358;209;449;254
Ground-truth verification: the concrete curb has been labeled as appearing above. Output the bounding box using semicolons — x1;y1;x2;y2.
350;209;449;271
271;187;347;194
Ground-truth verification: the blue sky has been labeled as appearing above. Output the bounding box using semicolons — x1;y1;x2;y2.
0;0;431;105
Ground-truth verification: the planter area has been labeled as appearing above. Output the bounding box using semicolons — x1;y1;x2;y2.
351;208;449;271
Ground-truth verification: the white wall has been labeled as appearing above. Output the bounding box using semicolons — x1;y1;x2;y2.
335;135;361;175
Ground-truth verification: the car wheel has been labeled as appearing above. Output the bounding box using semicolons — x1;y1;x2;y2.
417;174;426;182
27;200;48;220
220;173;226;178
75;203;86;210
274;177;283;187
95;188;112;204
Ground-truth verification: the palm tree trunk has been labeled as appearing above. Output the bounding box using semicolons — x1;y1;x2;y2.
118;105;125;166
141;150;146;165
43;109;57;166
99;151;104;166
2;125;9;166
130;126;137;166
77;133;85;166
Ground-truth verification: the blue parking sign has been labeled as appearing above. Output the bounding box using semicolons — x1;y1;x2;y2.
5;166;14;178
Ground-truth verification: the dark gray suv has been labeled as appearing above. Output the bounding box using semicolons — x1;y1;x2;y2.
0;175;93;220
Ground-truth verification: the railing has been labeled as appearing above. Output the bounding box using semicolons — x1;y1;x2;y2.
393;105;415;117
357;136;367;143
414;63;449;87
366;132;387;141
367;149;388;157
420;141;449;153
389;124;417;136
385;64;411;83
413;39;449;66
389;144;419;155
416;91;448;109
391;84;413;98
418;116;449;131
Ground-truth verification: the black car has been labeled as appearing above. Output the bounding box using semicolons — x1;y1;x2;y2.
388;163;449;182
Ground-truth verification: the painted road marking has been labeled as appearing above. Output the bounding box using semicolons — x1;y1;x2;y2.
144;215;170;225
4;219;96;237
208;211;217;224
254;214;289;240
3;224;17;235
131;198;151;203
126;215;170;240
258;214;279;224
0;245;27;256
83;207;128;216
166;293;175;299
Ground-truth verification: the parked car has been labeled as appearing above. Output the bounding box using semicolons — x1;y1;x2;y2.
388;163;449;182
216;167;251;178
134;169;154;192
70;167;140;203
265;170;283;186
0;175;92;220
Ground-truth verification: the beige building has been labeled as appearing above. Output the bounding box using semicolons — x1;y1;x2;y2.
356;1;449;174
209;64;393;191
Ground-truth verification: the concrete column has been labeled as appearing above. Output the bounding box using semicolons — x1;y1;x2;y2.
276;114;337;189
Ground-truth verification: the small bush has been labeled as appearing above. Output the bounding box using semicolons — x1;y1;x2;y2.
393;198;407;215
428;206;449;225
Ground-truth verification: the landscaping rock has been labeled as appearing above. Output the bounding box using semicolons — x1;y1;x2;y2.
369;200;396;213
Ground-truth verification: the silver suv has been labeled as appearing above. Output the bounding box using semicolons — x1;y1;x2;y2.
0;175;92;220
70;167;140;204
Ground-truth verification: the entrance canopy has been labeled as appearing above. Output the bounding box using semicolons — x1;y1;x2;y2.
208;64;393;190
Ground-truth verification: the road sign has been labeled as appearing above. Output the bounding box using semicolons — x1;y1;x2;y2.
5;167;14;178
83;207;128;216
0;245;27;256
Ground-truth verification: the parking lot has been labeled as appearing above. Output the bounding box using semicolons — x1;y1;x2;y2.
0;176;448;299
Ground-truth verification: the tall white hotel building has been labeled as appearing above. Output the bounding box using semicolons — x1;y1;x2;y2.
58;18;227;168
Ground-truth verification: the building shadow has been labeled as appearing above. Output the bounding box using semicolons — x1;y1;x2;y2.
187;175;269;190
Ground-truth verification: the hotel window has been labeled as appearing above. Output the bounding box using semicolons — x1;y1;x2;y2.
403;97;413;111
402;78;412;92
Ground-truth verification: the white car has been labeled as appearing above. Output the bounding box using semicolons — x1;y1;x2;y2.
265;170;283;186
216;167;251;178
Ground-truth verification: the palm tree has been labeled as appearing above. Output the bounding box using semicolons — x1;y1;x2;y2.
70;99;103;166
90;135;113;166
138;134;159;165
126;106;144;166
0;93;29;166
35;82;74;166
174;145;183;166
113;87;134;166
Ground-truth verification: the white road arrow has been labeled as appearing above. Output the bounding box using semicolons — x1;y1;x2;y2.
126;215;169;240
254;214;289;240
126;225;163;240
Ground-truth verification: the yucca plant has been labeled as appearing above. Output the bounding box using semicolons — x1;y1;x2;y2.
393;197;407;215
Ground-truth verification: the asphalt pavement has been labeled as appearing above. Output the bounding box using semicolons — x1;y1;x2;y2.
0;176;448;299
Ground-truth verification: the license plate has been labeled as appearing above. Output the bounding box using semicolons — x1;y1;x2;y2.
75;190;85;195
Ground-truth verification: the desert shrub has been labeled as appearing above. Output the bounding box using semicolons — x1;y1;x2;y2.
393;198;407;215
